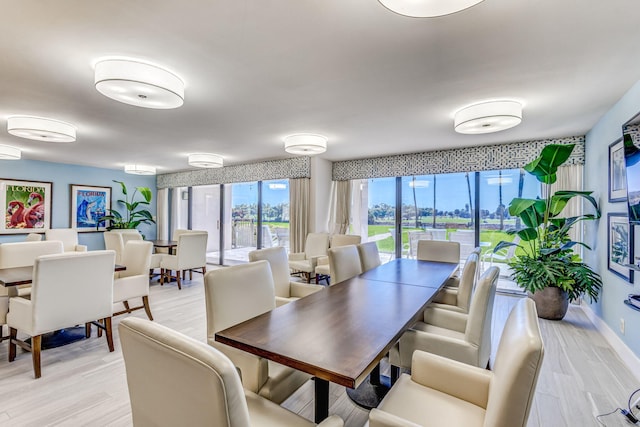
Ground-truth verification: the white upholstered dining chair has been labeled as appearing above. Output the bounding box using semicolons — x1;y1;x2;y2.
288;232;329;282
113;240;154;320
357;241;382;273
119;317;343;427
203;261;310;404
7;250;116;378
45;228;87;252
249;247;324;306
328;245;362;285
370;298;544;427
314;234;362;284
390;266;499;373
429;252;479;314
417;239;462;287
160;232;208;289
25;233;42;242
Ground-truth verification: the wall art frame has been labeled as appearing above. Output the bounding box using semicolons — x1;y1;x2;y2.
609;137;627;202
70;184;111;232
608;212;634;283
1;178;52;234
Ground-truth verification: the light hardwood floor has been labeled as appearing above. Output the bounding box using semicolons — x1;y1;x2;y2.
0;270;636;427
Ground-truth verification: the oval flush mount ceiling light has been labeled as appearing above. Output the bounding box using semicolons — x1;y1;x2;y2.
454;100;522;134
95;59;184;109
7;116;76;142
124;164;156;175
0;145;21;160
378;0;484;18
283;134;327;155
188;153;224;168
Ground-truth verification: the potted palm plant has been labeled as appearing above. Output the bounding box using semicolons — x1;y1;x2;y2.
494;144;603;320
98;180;155;231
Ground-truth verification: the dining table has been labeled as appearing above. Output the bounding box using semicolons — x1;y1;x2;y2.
215;258;457;422
149;239;178;254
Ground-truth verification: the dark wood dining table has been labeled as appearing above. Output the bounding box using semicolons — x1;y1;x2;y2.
215;258;457;422
149;240;177;253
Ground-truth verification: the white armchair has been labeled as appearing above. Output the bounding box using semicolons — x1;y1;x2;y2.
288;232;329;282
315;234;362;284
113;241;154;320
204;261;310;404
7;250;116;378
119;317;343;427
370;299;544;427
160;232;208;289
45;228;87;252
25;233;42;242
391;267;499;372
249;247;324;306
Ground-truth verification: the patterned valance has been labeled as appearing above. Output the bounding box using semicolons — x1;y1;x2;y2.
157;157;311;189
332;136;585;181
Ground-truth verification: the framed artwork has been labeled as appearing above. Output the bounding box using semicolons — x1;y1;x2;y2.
608;212;633;283
609;137;627;202
70;184;111;232
1;178;52;234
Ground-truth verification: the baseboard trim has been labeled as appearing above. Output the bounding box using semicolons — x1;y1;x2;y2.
580;302;640;383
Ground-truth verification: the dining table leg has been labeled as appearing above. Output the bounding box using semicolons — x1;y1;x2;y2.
314;377;330;423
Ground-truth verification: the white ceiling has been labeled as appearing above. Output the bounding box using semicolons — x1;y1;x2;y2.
2;0;640;174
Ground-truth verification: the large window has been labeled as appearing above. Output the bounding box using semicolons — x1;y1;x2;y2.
367;177;396;262
262;179;290;251
226;181;258;264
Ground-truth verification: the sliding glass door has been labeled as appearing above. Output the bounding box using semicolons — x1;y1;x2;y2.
225;181;258;264
367;177;396;263
262;179;290;251
191;185;221;265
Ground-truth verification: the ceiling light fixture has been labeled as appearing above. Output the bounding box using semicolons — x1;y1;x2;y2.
0;145;21;160
124;164;156;175
283;134;327;155
95;59;185;109
188;153;224;168
378;0;484;18
454;100;522;134
7;116;76;142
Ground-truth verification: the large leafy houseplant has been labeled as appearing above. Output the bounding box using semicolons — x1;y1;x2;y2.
98;180;155;230
494;144;603;317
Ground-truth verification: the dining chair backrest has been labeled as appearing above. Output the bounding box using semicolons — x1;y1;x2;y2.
45;228;85;252
485;298;544;427
103;232;125;264
328;245;362;285
456;253;479;312
357;242;381;272
25;233;43;242
304;232;330;259
119;317;252;427
248;247;291;298
0;240;64;268
465;266;498;367
176;232;208;269
416;240;460;263
330;234;362;248
120;241;153;278
30;251;115;333
204;260;275;335
120;230;143;245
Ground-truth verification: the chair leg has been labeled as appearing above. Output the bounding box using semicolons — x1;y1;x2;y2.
123;301;131;313
97;319;103;337
32;335;42;379
390;365;400;386
142;296;153;321
189;269;192;280
160;268;165;285
8;327;17;362
202;266;206;275
176;273;182;290
104;317;114;352
85;322;92;338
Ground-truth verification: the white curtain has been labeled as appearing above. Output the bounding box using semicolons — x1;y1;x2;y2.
290;178;310;253
548;164;585;244
327;180;351;235
170;187;188;238
156;188;169;240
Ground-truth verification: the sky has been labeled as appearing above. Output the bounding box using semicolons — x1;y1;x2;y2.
369;170;541;212
227;170;542;212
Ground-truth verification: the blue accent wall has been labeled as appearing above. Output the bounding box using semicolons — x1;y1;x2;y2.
0;159;157;249
585;79;640;357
